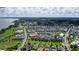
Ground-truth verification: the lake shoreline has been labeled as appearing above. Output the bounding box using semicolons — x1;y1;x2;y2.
0;18;16;30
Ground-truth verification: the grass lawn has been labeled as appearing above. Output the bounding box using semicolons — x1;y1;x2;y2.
3;27;15;36
72;48;79;51
30;38;63;46
51;41;63;46
31;40;51;45
0;38;22;50
0;27;22;50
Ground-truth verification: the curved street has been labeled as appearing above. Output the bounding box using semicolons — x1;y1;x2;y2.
64;28;71;51
17;26;27;51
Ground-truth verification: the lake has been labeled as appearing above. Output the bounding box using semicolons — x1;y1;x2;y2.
0;18;18;30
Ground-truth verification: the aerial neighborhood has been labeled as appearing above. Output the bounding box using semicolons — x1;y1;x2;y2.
0;18;79;51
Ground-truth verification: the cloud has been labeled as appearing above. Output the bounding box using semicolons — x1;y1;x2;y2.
0;7;79;17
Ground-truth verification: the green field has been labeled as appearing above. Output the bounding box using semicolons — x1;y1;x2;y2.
30;38;63;46
0;27;22;50
31;40;51;45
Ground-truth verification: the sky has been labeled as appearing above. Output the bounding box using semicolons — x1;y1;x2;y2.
0;7;79;17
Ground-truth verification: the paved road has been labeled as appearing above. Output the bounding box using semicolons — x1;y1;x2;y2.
64;28;71;51
17;27;27;51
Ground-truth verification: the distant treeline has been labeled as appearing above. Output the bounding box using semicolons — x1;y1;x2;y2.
18;17;79;25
